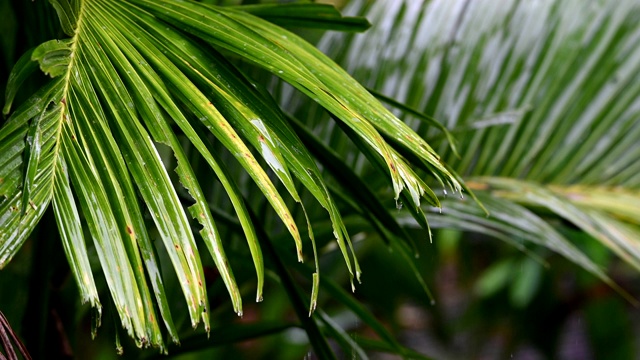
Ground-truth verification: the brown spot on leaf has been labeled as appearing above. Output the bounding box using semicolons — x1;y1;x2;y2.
258;135;265;142
389;163;396;172
126;225;133;235
175;244;180;250
60;98;66;105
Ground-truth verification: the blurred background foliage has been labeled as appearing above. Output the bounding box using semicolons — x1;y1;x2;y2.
1;0;640;359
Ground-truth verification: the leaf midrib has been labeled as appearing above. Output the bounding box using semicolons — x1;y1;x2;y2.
52;0;87;190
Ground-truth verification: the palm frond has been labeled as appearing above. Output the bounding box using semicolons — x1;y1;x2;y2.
303;0;640;293
0;0;462;351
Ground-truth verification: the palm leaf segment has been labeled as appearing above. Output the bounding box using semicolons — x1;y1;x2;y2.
0;0;463;349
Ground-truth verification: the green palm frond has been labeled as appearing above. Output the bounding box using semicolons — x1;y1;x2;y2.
301;0;640;291
0;0;464;351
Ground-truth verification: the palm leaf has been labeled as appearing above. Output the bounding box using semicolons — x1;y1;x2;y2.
0;0;463;351
302;0;640;293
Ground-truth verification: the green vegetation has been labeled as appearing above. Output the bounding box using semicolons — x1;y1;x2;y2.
1;0;639;358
